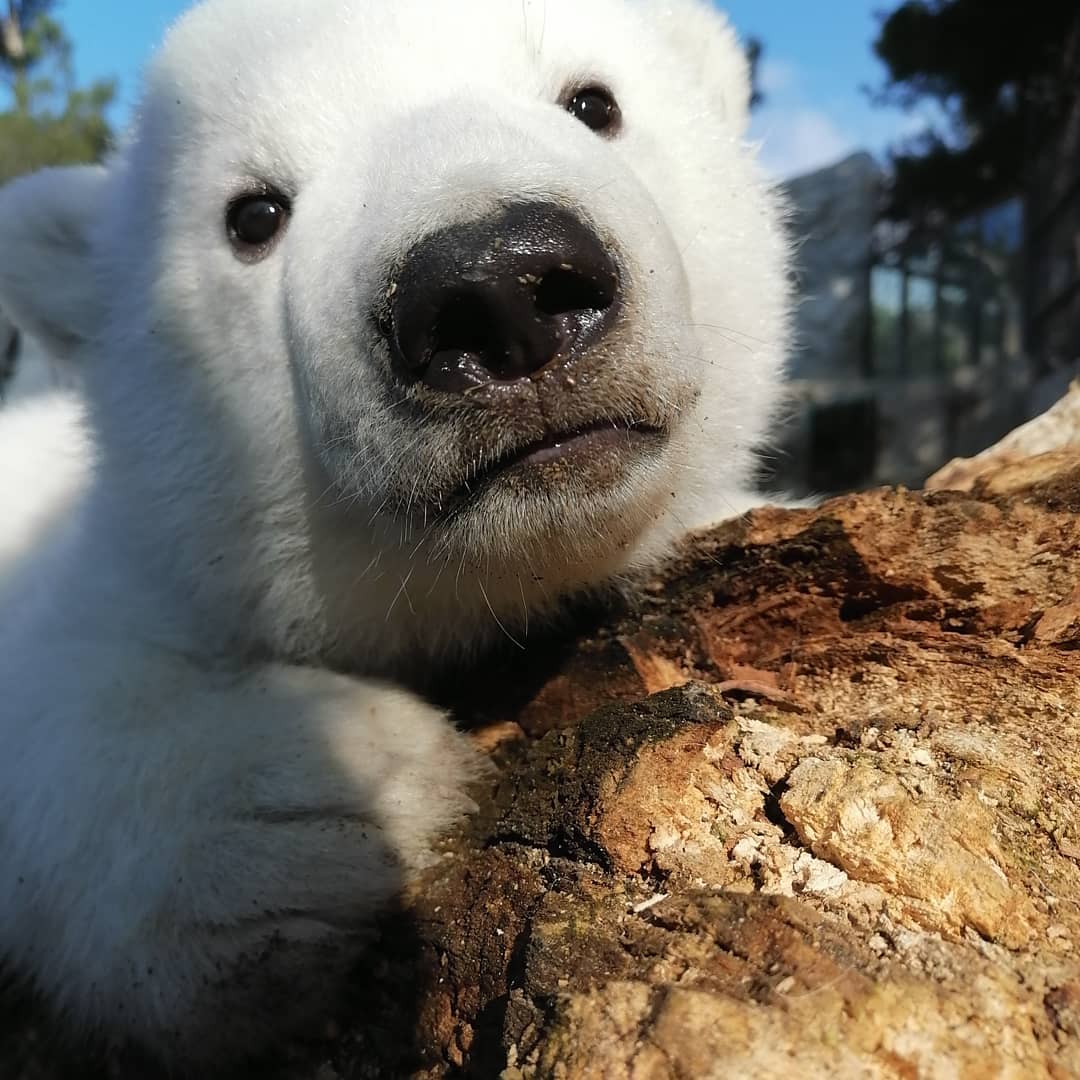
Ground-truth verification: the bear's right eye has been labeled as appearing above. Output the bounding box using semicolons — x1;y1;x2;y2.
226;192;291;259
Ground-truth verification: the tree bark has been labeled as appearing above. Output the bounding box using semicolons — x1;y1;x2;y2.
0;3;25;65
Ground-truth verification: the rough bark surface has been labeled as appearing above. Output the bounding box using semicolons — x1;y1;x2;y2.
3;448;1079;1079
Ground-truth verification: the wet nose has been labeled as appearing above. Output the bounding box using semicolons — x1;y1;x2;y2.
384;202;620;393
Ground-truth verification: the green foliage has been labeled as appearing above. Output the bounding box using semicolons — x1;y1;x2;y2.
0;1;115;184
874;0;1078;223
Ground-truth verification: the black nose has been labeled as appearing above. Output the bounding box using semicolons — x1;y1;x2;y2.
384;203;620;393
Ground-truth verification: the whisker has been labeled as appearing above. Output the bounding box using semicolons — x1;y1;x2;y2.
478;575;525;651
384;568;416;622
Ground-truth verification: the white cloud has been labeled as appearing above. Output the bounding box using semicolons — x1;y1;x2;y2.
898;111;932;140
757;57;797;97
750;107;856;180
744;51;945;181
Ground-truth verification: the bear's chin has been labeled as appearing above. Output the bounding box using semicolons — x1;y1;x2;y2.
406;451;676;576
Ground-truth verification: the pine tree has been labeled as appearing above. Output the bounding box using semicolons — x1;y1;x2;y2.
0;0;115;184
874;0;1078;224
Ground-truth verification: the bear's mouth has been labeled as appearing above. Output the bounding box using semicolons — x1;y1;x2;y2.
442;419;668;511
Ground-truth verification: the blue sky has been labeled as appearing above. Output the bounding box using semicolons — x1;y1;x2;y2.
58;0;928;179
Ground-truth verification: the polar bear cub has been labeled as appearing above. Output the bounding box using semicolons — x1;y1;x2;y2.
0;0;789;1065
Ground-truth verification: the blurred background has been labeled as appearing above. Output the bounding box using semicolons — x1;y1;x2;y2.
0;1;1078;495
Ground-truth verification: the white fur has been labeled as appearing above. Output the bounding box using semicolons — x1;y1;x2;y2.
0;394;90;582
0;167;110;357
0;0;789;1064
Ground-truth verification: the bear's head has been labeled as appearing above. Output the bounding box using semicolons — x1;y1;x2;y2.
0;0;789;668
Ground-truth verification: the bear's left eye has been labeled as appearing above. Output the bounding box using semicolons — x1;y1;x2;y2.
226;192;291;259
565;85;621;136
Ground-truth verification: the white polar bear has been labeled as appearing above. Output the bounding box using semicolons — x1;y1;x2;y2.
0;0;790;1067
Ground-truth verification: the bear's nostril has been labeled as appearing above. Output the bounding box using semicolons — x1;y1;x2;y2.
422;293;525;392
431;293;502;363
424;286;565;387
534;266;616;319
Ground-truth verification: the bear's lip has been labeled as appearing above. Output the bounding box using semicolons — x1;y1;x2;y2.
441;419;667;510
510;421;663;467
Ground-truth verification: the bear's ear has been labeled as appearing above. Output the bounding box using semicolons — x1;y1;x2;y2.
0;165;111;358
653;0;752;136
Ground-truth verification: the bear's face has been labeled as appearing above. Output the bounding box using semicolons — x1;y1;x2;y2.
0;0;789;657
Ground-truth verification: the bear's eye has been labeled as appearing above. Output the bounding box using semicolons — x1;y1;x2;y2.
226;192;291;258
565;85;621;136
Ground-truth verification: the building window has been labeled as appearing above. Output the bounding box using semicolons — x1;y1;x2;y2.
869;198;1022;379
